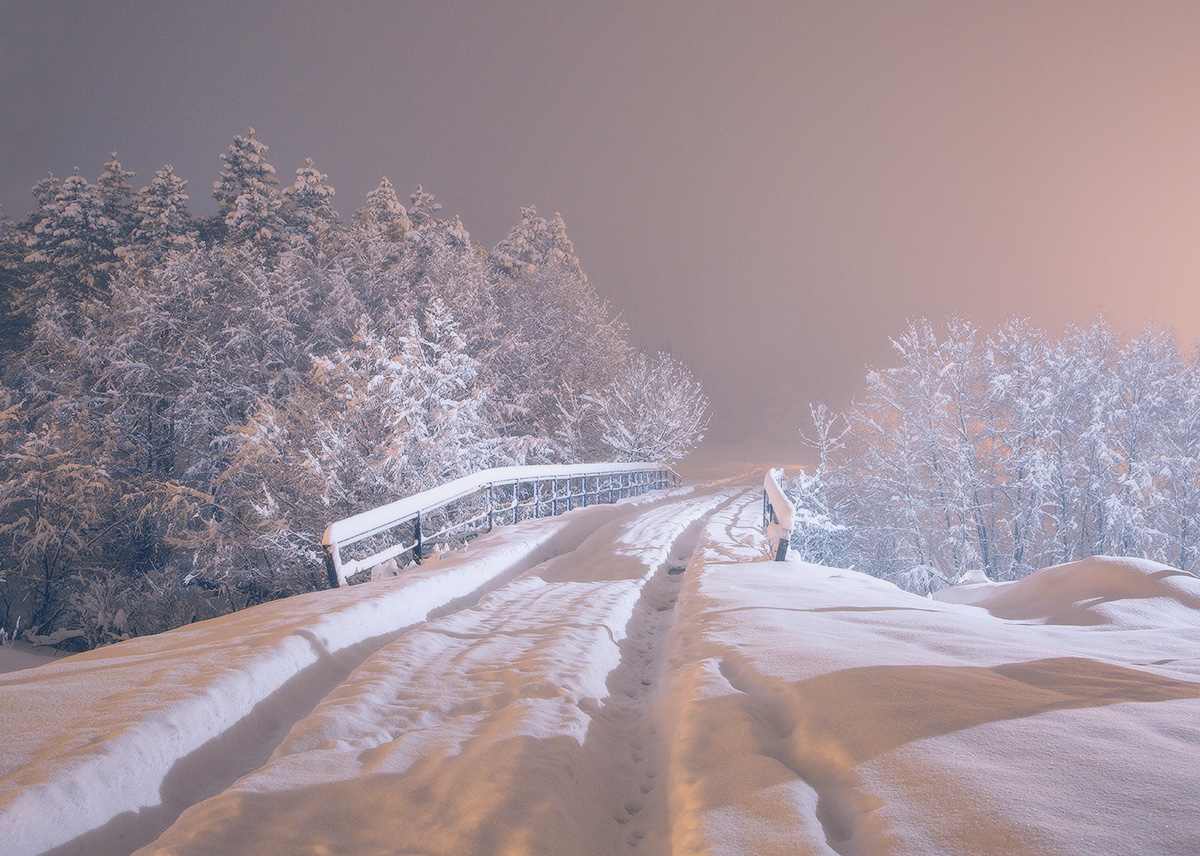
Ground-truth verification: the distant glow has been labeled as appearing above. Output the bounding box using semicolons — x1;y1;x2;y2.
5;1;1200;451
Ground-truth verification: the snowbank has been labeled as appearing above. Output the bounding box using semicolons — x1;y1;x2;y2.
0;485;698;856
935;555;1200;627
5;482;1200;856
131;487;739;856
663;557;1200;854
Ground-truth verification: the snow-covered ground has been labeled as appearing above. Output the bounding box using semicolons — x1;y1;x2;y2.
2;480;1199;855
0;641;58;675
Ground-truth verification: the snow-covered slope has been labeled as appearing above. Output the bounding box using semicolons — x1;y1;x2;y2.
665;558;1200;855
3;484;1199;856
0;484;706;856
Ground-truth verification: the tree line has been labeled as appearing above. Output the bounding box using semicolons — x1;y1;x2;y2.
0;130;708;648
790;317;1200;593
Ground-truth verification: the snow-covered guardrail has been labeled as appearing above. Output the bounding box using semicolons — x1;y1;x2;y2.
322;462;681;586
762;467;795;561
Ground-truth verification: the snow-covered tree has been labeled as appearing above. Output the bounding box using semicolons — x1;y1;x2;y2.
24;169;122;299
0;139;714;644
592;351;709;463
215;299;506;589
805;315;1200;589
354;177;411;241
491;205;584;279
1156;354;1200;570
131;164;194;251
96;152;137;242
283;158;338;249
0;301;118;637
0;208;27;334
487;262;631;446
29;173;61;211
407;184;442;230
213;129;284;248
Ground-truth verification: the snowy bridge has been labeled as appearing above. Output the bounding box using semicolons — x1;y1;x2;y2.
322;462;681;586
3;473;1200;855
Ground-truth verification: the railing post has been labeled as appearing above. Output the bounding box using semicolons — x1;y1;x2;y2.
535;477;542;518
763;468;794;561
323;540;340;588
513;480;520;524
487;484;495;531
414;511;424;564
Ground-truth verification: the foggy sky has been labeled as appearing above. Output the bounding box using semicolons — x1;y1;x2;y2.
5;1;1200;452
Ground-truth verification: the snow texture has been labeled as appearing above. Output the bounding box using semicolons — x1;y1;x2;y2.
3;482;1199;856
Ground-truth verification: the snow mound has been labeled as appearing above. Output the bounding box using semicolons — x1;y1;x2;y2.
936;556;1200;627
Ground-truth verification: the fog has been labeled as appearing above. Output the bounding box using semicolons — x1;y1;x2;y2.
5;0;1200;456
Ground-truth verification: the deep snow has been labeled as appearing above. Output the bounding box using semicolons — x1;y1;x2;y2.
0;641;56;675
2;480;1199;855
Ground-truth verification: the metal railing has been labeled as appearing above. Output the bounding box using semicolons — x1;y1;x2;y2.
322;462;682;587
763;467;795;561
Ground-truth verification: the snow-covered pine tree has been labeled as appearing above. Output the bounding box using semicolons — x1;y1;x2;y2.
403;297;501;482
283;158;339;251
487;261;631;448
216;299;505;591
96;152;137;244
24;169;122;300
213;129;285;249
490;205;584;279
29;173;61;211
131;164;194;252
354;177;411;241
407;184;442;230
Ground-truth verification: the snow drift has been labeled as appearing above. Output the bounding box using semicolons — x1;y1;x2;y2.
935;555;1200;627
3;485;1199;855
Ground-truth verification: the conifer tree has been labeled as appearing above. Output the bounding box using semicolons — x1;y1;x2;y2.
407;184;442;230
283;158;338;248
29;173;61;212
213;129;284;248
96;152;137;241
491;205;584;278
353;177;411;241
24;169;121;299
132;164;194;251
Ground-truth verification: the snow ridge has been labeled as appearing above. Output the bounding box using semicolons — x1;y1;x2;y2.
132;487;739;856
0;487;697;856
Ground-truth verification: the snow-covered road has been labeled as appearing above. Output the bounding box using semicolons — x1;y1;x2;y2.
3;479;1200;856
0;483;754;856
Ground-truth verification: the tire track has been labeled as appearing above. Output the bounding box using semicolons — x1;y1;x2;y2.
130;487;737;856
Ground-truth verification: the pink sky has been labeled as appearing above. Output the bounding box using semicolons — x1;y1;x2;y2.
4;1;1200;449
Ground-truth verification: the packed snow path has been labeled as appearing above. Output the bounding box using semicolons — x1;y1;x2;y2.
0;483;748;856
4;478;1200;855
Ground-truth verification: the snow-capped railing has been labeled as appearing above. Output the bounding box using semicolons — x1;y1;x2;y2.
323;462;681;587
763;468;794;561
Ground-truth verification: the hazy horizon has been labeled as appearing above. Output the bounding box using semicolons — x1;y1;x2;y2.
6;1;1200;450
